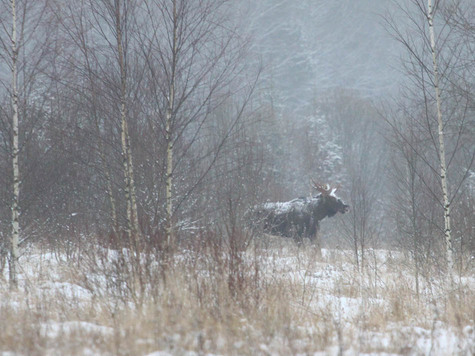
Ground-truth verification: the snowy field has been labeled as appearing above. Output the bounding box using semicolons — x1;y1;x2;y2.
0;238;473;355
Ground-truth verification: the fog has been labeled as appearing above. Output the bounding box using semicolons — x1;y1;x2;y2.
246;0;402;109
0;1;473;353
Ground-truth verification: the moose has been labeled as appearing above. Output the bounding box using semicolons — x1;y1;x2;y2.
249;182;349;251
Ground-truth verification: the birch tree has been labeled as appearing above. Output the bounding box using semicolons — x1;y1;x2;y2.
9;0;19;288
427;0;452;272
163;0;177;246
138;0;254;247
70;0;141;240
113;0;139;239
51;0;137;235
0;0;50;286
385;0;475;274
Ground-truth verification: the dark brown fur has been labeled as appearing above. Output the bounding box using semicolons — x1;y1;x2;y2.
250;193;349;242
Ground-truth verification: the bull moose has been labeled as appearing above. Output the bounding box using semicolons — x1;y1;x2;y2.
249;182;349;251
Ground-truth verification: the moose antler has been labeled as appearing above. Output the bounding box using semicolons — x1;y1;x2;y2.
311;179;340;196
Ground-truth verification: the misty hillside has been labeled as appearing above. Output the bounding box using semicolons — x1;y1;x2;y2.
247;0;401;110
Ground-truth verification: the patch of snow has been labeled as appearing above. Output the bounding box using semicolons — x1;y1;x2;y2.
460;276;475;289
263;199;307;214
39;281;92;300
40;321;113;339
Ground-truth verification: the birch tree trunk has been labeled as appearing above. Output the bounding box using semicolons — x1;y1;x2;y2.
120;106;132;239
165;109;174;246
9;0;19;289
114;0;139;239
427;0;453;273
165;0;178;248
127;133;140;234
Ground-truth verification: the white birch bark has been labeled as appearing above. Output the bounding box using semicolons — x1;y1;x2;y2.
114;0;139;239
127;130;139;234
165;111;174;246
165;0;177;247
9;0;19;288
120;112;132;238
427;0;453;273
118;43;132;239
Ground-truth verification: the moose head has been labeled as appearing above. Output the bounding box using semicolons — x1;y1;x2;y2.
311;181;349;218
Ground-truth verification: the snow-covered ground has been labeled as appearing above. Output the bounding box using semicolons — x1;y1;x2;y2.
0;243;473;355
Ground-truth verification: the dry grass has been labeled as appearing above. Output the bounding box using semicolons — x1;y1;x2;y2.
0;235;473;355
